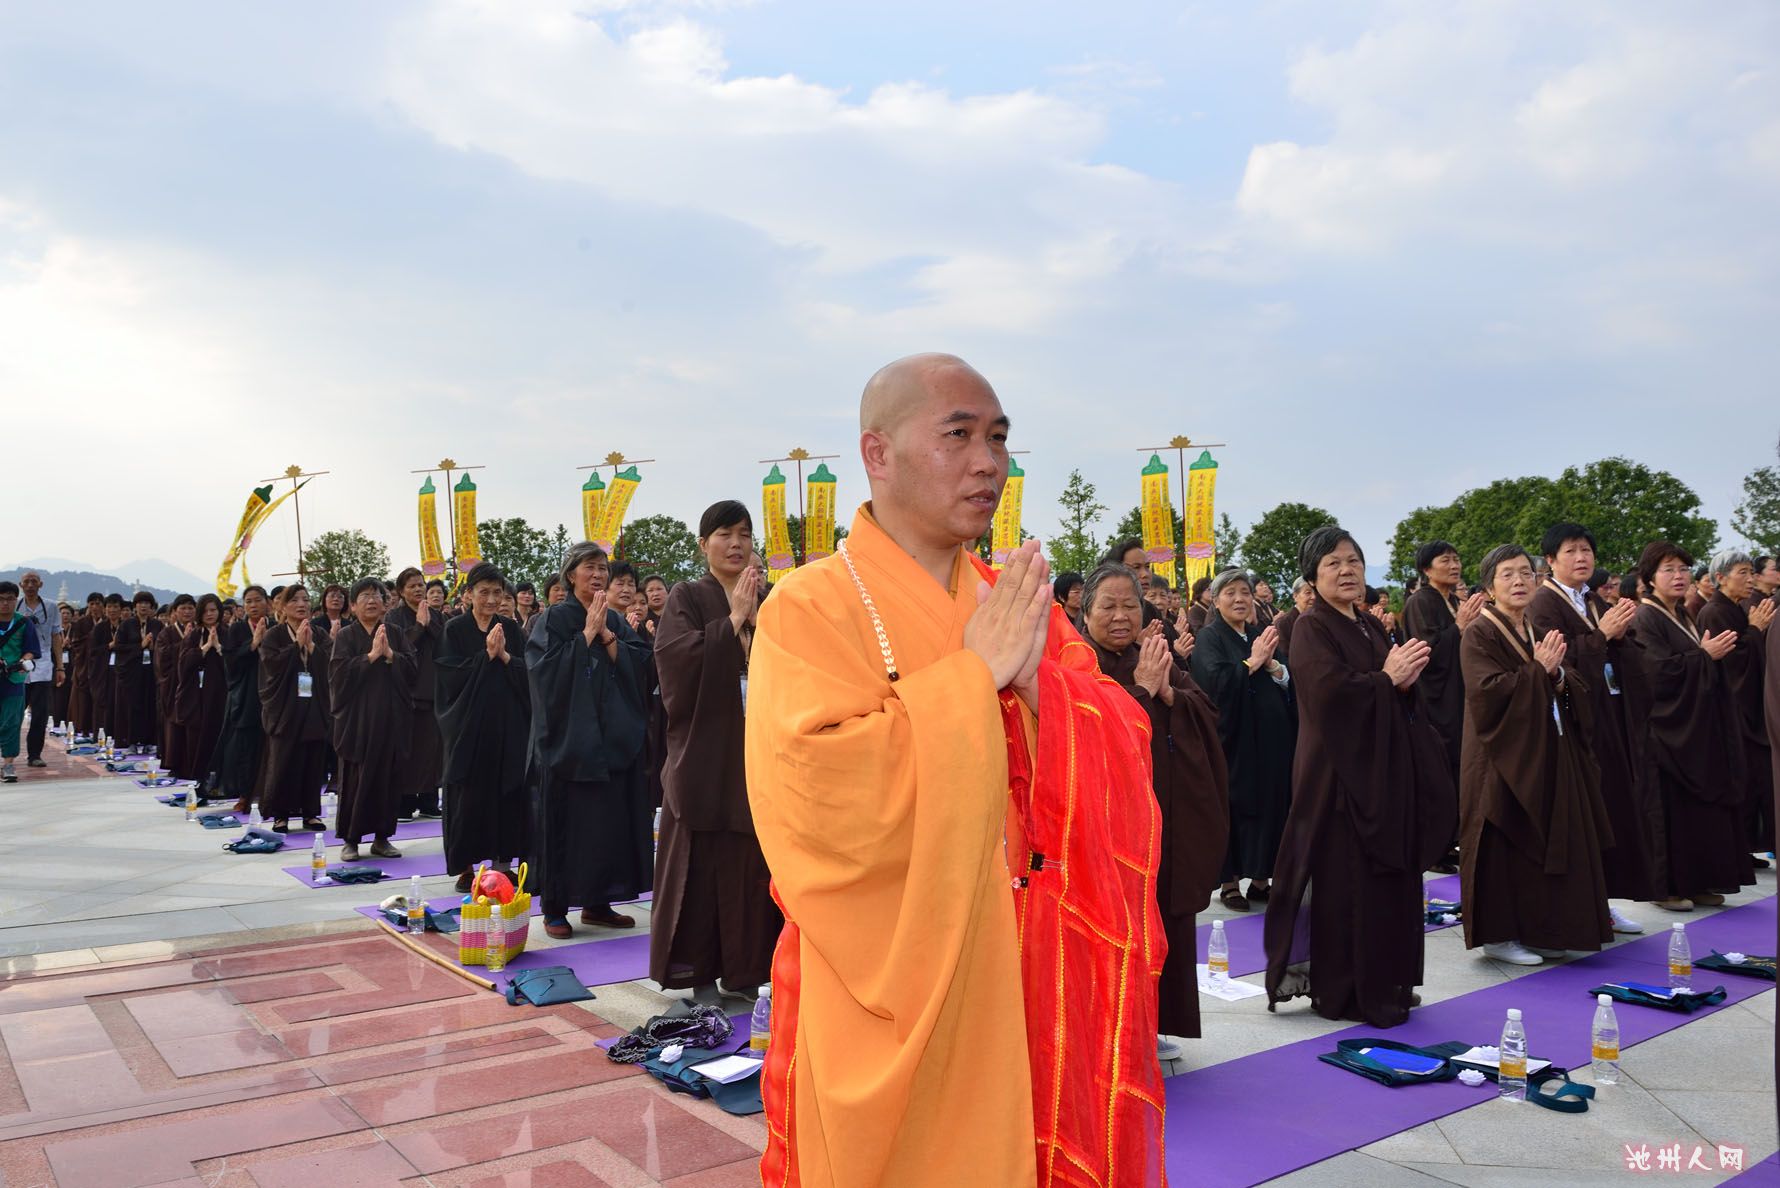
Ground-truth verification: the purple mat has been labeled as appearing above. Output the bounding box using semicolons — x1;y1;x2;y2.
1165;894;1777;1188
360;896;658;992
1724;1152;1780;1184
1200;875;1462;980
280;847;450;886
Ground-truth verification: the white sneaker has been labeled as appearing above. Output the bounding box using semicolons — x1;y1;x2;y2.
1157;1036;1184;1062
1482;941;1543;966
1608;906;1644;934
1527;946;1594;960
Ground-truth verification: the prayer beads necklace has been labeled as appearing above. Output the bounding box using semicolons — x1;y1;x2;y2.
837;539;900;682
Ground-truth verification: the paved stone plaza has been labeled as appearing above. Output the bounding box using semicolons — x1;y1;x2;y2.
0;752;1772;1186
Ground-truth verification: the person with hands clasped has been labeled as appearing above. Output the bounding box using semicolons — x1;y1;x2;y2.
328;578;417;862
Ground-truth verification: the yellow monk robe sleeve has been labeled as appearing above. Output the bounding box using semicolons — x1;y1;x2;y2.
746;578;1013;1022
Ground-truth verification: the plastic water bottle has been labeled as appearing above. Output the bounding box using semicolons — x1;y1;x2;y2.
1207;920;1230;986
248;801;262;829
1498;1008;1527;1102
653;807;662;847
749;984;773;1057
311;833;327;884
1591;994;1620;1085
323;786;338;823
408;874;425;932
1668;922;1692;990
185;784;198;821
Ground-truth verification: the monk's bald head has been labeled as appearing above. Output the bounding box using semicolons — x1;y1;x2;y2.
859;353;992;435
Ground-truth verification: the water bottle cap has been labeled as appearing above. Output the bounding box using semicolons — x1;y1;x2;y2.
1506;1008;1521;1020
760;983;772;998
1597;993;1611;1005
1672;921;1686;931
1211;919;1224;931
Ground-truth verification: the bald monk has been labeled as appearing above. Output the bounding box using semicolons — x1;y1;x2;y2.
746;354;1167;1188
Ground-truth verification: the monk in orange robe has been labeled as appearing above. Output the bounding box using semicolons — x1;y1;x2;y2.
746;354;1168;1188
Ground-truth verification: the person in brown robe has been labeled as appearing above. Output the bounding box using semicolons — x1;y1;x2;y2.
66;593;101;737
1081;562;1228;1055
85;594;124;739
652;500;781;1001
175;595;228;786
1529;522;1660;931
1698;550;1776;859
1265;526;1455;1029
258;586;331;831
156;597;194;769
1402;541;1487;873
1272;579;1313;664
50;603;74;727
1764;583;1780;1140
112;593;160;750
1621;541;1752;909
212;585;270;811
329;578;416;861
1458;544;1614;965
435;564;531;887
386;568;444;820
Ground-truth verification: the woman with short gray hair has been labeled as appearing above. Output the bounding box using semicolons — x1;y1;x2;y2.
1078;562;1229;1062
1697;548;1776;860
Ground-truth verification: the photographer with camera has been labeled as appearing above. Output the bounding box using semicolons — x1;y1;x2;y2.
0;581;45;783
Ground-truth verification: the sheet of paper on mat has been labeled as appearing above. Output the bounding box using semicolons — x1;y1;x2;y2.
1452;1046;1552;1076
1196;964;1267;1001
689;1054;764;1084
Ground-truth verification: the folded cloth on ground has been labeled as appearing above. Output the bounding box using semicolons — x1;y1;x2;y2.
1697;951;1776;981
641;1046;764;1116
377;901;461;933
223;827;285;854
504;965;594;1007
198;813;241;829
1589;982;1728;1013
607;1002;734;1064
326;865;385;884
1318;1038;1459;1087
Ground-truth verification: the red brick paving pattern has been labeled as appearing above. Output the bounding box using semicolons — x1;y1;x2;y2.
0;931;766;1186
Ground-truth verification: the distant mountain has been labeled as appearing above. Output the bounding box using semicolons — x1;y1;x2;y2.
5;557;210;604
112;558;211;593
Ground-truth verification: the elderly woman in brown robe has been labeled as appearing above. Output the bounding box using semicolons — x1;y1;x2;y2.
1697;549;1776;860
1459;544;1614;967
1264;526;1455;1029
651;500;781;1003
1079;562;1228;1061
329;578;416;862
258;585;331;832
1622;541;1751;911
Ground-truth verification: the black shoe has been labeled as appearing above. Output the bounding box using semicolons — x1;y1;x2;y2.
26;757;47;768
417;807;443;819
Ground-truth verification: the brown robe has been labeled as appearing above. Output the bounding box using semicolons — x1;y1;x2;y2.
1529;582;1666;900
155;623;190;768
1402;585;1464;782
258;623;332;822
1263;601;1456;1028
1764;613;1780;1138
112;617;159;749
85;617;119;737
1458;608;1613;952
1697;592;1774;852
328;617;416;843
1273;606;1301;664
385;603;444;813
1091;636;1229;1039
650;575;780;990
175;626;227;783
67;612;96;734
435;612;531;872
1621;599;1753;897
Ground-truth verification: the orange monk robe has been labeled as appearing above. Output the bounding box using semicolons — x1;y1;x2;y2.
746;505;1167;1188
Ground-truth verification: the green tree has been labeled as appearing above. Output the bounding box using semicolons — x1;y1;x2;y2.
1112;506;1184;557
1047;469;1108;577
301;529;391;597
1732;465;1780;555
1215;512;1243;570
1386;475;1556;584
1518;457;1716;571
1241;502;1337;590
476;516;557;589
617;513;704;585
785;514;851;566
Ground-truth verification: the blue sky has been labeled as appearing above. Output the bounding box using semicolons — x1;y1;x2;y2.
4;0;1777;580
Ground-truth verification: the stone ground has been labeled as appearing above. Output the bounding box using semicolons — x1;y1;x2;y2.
0;742;1773;1185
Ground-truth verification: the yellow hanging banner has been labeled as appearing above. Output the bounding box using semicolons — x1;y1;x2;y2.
591;466;640;555
1183;450;1220;588
453;473;481;569
216;481;306;597
991;458;1025;569
417;476;447;578
803;463;837;563
761;465;794;583
581;471;606;544
1140;454;1178;588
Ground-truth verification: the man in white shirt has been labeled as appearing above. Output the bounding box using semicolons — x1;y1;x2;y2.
16;572;63;767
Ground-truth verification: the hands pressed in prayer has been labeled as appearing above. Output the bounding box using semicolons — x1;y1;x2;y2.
368;624;391;661
295;619;313;653
1455;591;1488;630
1700;630;1738;661
250;618;267;649
1172;626;1195;662
1138;618;1163;643
1533;629;1567;677
416;599;431;627
728;566;760;635
1751;599;1776;632
1249;625;1281;671
205;627;221;653
486;622;508;663
1383;637;1431;689
581;592;611;648
965;538;1050;707
1598;596;1637;640
627;606;644;629
1133;632;1173;704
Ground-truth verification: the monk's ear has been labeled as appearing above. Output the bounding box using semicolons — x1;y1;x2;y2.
860;429;892;480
